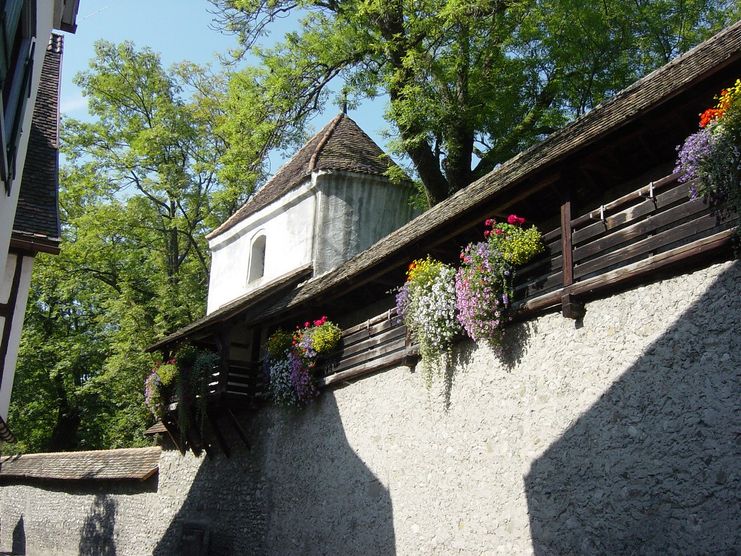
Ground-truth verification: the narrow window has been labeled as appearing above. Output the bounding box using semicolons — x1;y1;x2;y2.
248;235;266;283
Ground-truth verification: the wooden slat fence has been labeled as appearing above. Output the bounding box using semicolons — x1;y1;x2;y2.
216;172;735;396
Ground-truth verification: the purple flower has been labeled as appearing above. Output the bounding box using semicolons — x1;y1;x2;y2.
675;128;714;184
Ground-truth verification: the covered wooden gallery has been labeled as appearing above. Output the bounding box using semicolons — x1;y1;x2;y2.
147;22;740;455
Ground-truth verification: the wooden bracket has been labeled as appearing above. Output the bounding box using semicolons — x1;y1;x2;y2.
561;293;585;320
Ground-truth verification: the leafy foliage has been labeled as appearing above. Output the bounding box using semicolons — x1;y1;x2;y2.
211;0;739;205
8;42;233;453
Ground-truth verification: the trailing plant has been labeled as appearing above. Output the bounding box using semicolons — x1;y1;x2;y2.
265;316;342;406
675;79;741;246
456;215;544;352
143;345;218;441
191;351;219;433
396;256;461;382
144;360;177;419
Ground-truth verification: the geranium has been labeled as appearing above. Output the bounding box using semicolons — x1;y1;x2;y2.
456;217;544;350
265;317;342;406
675;79;741;238
486;216;545;266
455;241;511;349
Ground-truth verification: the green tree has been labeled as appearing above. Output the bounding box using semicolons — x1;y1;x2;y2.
9;42;231;452
212;0;739;205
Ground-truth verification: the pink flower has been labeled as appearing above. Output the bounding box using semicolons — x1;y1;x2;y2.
304;321;310;328
494;229;503;235
484;218;494;226
483;230;491;237
507;214;518;225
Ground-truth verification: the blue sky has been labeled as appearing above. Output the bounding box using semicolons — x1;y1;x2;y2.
60;0;391;173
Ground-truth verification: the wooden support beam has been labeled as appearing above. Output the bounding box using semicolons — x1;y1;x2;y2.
225;408;250;449
560;187;584;319
215;323;232;397
162;417;185;455
206;410;230;458
521;228;735;315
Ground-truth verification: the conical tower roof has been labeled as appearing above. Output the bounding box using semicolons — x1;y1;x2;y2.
208;114;401;238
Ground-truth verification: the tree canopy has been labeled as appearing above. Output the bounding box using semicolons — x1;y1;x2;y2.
8;42;233;452
212;0;739;205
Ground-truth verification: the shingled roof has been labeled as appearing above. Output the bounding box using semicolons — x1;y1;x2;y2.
11;34;62;255
150;21;741;351
207;113;400;239
0;447;160;481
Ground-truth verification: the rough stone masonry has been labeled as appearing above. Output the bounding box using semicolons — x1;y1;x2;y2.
0;260;738;555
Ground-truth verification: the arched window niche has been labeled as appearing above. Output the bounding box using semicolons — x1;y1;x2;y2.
248;234;266;283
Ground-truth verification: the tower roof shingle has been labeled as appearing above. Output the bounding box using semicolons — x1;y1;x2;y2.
207;114;401;239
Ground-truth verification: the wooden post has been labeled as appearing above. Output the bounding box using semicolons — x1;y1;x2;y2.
560;188;585;319
215;323;232;397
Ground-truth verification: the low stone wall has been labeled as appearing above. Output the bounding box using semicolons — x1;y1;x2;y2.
1;261;738;554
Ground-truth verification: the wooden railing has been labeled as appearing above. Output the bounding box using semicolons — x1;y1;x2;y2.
215;172;735;396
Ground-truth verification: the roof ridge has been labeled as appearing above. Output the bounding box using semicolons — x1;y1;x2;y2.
309;113;343;171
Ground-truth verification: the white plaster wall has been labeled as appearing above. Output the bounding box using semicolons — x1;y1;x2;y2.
206;180;316;313
207;172;416;313
0;254;34;420
313;171;416;276
0;2;56;282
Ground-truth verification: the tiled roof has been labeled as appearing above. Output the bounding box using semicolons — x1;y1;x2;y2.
0;447;160;481
12;34;63;251
207;114;401;239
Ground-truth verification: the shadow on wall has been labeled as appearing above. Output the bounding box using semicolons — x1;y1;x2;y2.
525;263;740;554
78;494;117;556
11;516;25;555
153;394;395;555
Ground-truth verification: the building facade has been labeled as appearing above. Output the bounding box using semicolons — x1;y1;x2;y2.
0;0;79;440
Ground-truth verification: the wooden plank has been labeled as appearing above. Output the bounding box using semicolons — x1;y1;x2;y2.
573;197;709;262
561;191;574;288
572;181;689;245
206;410;230;458
514;270;563;298
342;309;395;336
339;325;407;359
541;227;561;242
329;338;408;374
521;228;734;314
321;348;415;388
343;317;398;347
570;173;681;228
574;213;721;279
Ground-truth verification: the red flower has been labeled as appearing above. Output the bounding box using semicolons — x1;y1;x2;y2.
484;230;491;237
484;218;494;226
304;321;310;328
699;108;721;128
494;229;503;235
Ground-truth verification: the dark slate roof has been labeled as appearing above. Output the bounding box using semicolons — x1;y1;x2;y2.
208;114;401;239
0;447;160;481
12;34;63;252
151;21;741;351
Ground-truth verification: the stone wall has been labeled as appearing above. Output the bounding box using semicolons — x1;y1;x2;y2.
1;261;738;554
